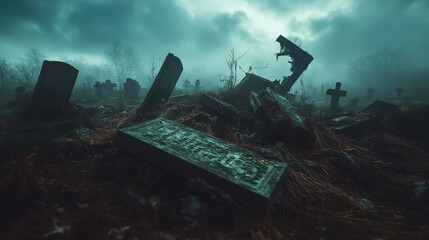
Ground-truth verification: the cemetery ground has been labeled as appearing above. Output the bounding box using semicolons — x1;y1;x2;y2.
0;91;428;239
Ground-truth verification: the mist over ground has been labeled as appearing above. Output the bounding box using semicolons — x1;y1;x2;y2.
0;0;428;101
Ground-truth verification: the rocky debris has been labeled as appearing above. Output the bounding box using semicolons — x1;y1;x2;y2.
322;150;361;174
239;133;261;145
180;195;207;223
201;93;242;122
168;94;190;102
325;114;375;137
362;100;399;115
250;88;315;146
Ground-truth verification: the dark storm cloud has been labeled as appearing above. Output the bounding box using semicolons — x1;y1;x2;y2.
0;0;250;59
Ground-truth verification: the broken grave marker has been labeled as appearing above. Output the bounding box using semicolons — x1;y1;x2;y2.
201;93;241;122
116;118;287;214
31;60;79;110
276;35;314;95
137;53;183;118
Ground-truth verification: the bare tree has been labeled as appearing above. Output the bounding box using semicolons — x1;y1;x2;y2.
147;57;157;86
222;48;249;89
14;48;45;90
0;59;14;100
108;41;140;89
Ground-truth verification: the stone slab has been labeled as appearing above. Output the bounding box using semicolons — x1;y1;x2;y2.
138;53;183;116
201;93;241;122
235;73;275;96
116;118;287;213
31;60;79;109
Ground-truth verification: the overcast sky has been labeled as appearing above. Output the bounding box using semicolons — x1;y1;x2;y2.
1;0;428;94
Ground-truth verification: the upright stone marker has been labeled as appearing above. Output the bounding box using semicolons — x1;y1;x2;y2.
32;60;79;109
326;82;347;112
124;78;141;100
116;118;287;214
137;53;183;118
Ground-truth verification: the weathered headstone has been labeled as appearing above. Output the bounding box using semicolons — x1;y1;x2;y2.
235;73;276;97
137;53;183;118
116;118;287;214
124;78;141;100
201;94;241;122
32;60;79;109
94;81;103;99
250;88;315;145
276;35;314;94
326;82;347;112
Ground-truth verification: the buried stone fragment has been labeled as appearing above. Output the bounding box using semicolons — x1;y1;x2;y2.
115;118;287;214
250;88;316;145
201;93;242;122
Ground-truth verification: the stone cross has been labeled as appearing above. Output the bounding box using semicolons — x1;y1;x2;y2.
94;81;103;99
103;80;117;96
326;82;347;112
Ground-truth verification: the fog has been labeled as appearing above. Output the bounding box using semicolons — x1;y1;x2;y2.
1;0;428;100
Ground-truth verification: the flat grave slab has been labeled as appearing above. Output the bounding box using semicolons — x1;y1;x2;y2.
116;118;287;214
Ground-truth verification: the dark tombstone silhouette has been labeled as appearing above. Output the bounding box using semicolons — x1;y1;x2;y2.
395;88;405;98
235;73;276;97
124;78;141;99
94;81;103;99
137;53;183;118
31;60;79;111
275;35;314;94
366;88;374;101
326;82;347;112
103;80;117;97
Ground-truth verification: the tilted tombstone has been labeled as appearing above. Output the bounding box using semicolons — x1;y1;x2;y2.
124;78;141;100
201;93;242;122
235;73;276;97
137;53;183;118
326;82;347;112
116;118;287;214
32;60;79;110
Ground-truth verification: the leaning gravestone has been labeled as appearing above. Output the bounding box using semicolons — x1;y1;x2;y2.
116;118;287;214
137;53;183;118
32;60;79;110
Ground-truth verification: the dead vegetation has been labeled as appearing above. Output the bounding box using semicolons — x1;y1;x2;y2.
0;96;428;240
